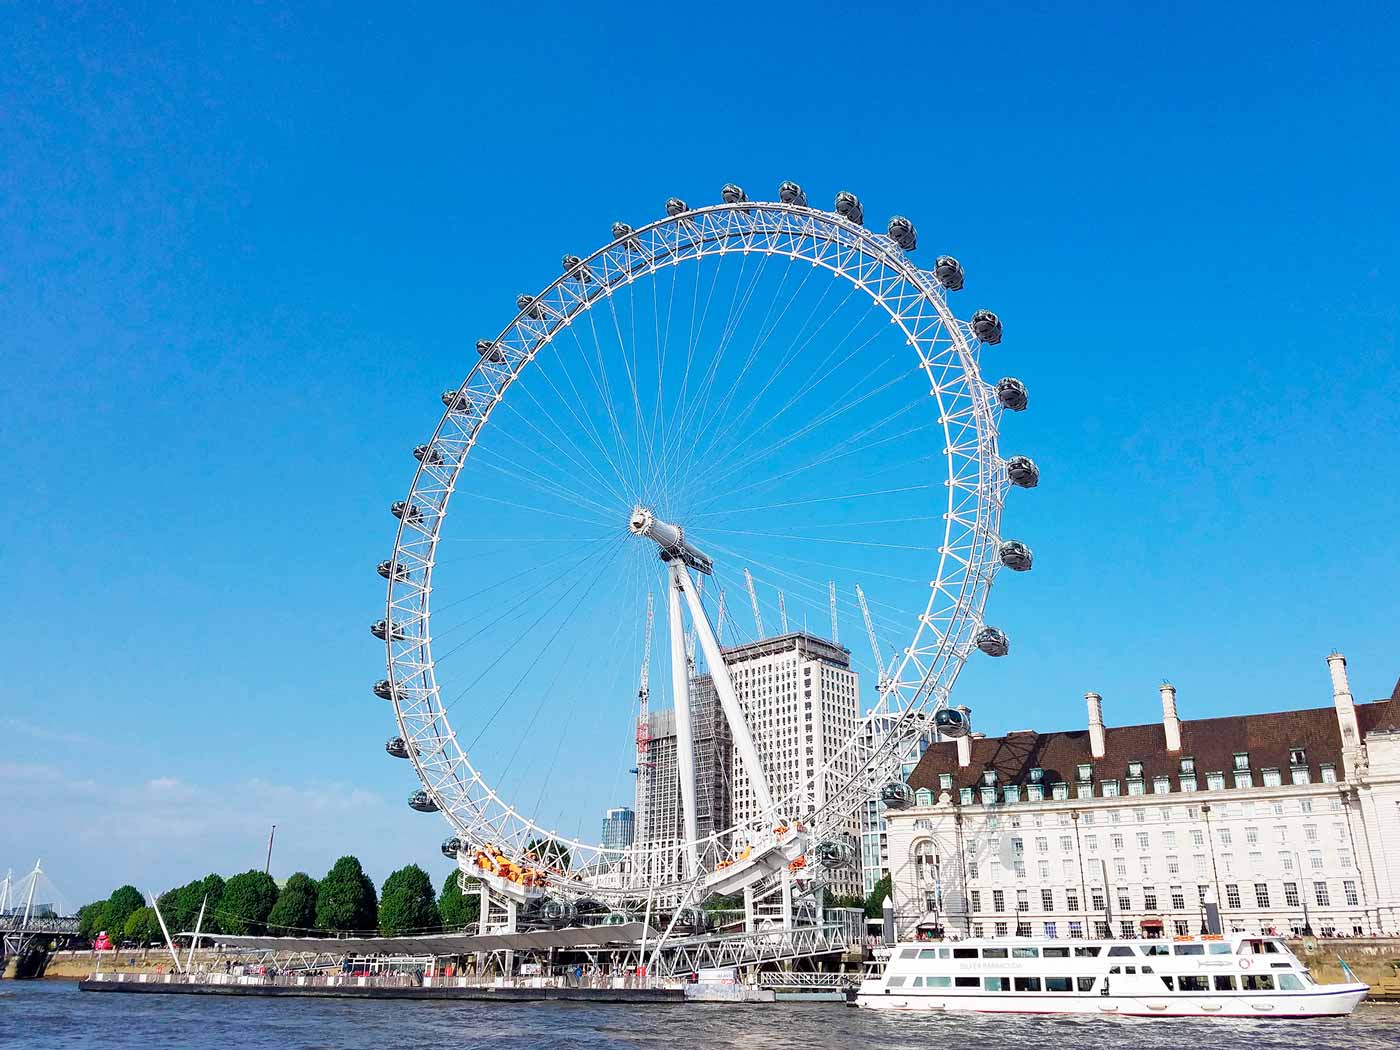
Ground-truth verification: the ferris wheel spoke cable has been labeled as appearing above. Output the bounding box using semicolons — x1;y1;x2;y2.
685;482;933;519
468;447;619;525
490;397;637;513
567;304;648;499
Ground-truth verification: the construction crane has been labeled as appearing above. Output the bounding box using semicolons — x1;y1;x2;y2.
855;584;891;695
828;580;839;644
778;591;789;633
716;589;727;646
633;593;655;840
744;568;765;638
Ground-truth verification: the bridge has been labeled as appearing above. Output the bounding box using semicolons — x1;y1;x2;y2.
1;861;82;968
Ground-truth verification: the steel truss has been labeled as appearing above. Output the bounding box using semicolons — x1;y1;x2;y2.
380;194;1021;899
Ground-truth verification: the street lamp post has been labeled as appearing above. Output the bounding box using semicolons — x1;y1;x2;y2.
1293;851;1314;936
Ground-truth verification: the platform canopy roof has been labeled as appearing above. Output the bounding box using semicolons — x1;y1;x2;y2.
190;922;659;956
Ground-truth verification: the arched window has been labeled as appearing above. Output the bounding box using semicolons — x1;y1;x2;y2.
913;840;939;883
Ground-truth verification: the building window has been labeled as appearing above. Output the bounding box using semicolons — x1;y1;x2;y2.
1262;768;1282;787
1314;882;1330;907
1035;836;1049;853
1166;855;1180;875
1309;849;1323;871
1143;886;1158;910
1300;799;1313;814
1180;757;1195;775
1136;832;1150;850
992;890;1005;911
1004;784;1020;804
1085;834;1098;851
1284;882;1300;907
1017;890;1029;912
1344;880;1359;906
983;770;997;786
1254;883;1271;908
1234;771;1253;789
960;787;974;805
1194;855;1208;878
1245;826;1260;845
1066;889;1080;911
1068;920;1083;939
1191;829;1204;847
1179;775;1198;792
1102;780;1120;797
970;890;982;912
1038;860;1050;879
1029;766;1044;783
1094;921;1111;939
1077;763;1092;782
1225;884;1241;909
1041;888;1054;910
1289;747;1307;767
1091;888;1106;911
1170;886;1185;909
1339;848;1352;869
1076;783;1093;800
994;922;1008;937
1280;851;1294;874
1153;776;1171;795
1127;779;1145;796
1233;752;1249;771
1052;783;1068;801
1218;828;1233;846
1059;835;1072;851
980;786;996;804
1320;764;1336;784
1116;889;1131;911
1291;767;1311;786
1304;824;1318;842
968;861;979;879
971;923;984;938
1206;772;1225;791
1027;784;1044;801
1114;857;1128;878
915;788;933;806
1044;921;1057;938
939;773;953;790
1111;833;1125;850
1173;920;1190;936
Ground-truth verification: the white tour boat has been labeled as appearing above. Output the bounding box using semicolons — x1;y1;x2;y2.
856;934;1368;1018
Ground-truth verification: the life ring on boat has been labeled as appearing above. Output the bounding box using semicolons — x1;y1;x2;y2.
1239;958;1251;969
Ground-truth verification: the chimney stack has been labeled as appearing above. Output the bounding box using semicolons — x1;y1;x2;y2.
1327;651;1364;778
1085;692;1106;759
956;733;972;768
1160;682;1182;753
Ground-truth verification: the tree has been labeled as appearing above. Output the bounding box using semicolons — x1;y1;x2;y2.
102;885;145;939
864;873;893;919
123;906;163;946
524;837;571;871
266;872;319;934
701;891;743;916
195;873;225;935
438;871;480;930
315;856;378;933
221;870;280;934
379;865;440;935
827;893;866;911
77;901;105;940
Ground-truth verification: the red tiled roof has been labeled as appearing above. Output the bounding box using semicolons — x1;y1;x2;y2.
907;700;1395;793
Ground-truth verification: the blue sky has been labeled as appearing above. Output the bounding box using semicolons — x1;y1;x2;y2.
2;3;1397;905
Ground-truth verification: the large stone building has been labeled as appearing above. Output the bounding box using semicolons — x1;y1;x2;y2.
883;653;1400;940
859;711;938;895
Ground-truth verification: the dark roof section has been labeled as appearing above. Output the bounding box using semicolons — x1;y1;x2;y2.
908;700;1395;794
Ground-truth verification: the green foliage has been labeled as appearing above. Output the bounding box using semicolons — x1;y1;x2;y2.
864;873;893;919
102;885;145;938
524;837;571;871
379;864;440;935
266;872;319;933
220;870;280;935
122;906;163;945
701;891;743;914
77;901;106;940
315;856;378;933
826;893;866;911
438;872;480;930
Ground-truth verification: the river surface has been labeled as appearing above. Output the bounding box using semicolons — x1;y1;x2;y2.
2;981;1396;1049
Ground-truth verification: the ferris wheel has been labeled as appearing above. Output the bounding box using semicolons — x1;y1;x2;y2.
374;182;1037;914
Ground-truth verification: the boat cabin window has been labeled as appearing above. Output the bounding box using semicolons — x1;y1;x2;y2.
1214;975;1236;991
917;949;938;959
899;949;919;959
1074;946;1101;958
954;976;979;988
1207;943;1232;955
953;948;978;959
1173;943;1205;956
983;977;1012;991
925;975;951;988
982;947;1008;959
887;976;906;987
1045;976;1073;992
1177;975;1209;992
1159;976;1175;990
1140;944;1170;956
1014;977;1042;992
1107;945;1135;957
1012;947;1039;958
1077;977;1097;992
1241;974;1276;991
1043;946;1070;958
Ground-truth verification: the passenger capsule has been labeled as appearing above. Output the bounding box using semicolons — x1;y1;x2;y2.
834;191;864;225
517;294;546;320
373;679;398;700
970;309;1003;345
815;837;856;869
408;790;439;813
721;183;747;204
475;338;505;363
562;254;594;282
413;444;444;466
386;736;412;759
880;782;914;809
391;500;425;525
441;836;464;858
611;221;634;241
442;389;473;412
541;898;577;924
665;197;689;217
377;559;410;582
778;181;807;206
975;625;1010;657
1005;455;1040;489
998;539;1034;572
995;376;1028;412
370;620;407;642
887;216;918;251
933;706;971;738
934;255;965;291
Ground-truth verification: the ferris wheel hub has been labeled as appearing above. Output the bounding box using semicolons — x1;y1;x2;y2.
628;505;713;575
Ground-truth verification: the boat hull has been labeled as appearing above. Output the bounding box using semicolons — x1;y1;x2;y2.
855;982;1370;1018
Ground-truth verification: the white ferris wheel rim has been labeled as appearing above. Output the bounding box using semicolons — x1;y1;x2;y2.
381;196;1017;896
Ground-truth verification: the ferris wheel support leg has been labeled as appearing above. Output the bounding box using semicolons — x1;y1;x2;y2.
667;562;701;875
675;566;776;820
743;883;756;934
781;869;794;931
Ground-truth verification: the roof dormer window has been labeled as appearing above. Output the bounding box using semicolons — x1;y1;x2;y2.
1233;752;1250;771
982;770;998;787
1128;761;1144;779
1179;757;1195;775
1077;764;1093;782
1289;747;1307;768
1029;767;1044;783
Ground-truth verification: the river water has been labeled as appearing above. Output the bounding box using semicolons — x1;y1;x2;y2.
2;981;1397;1049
